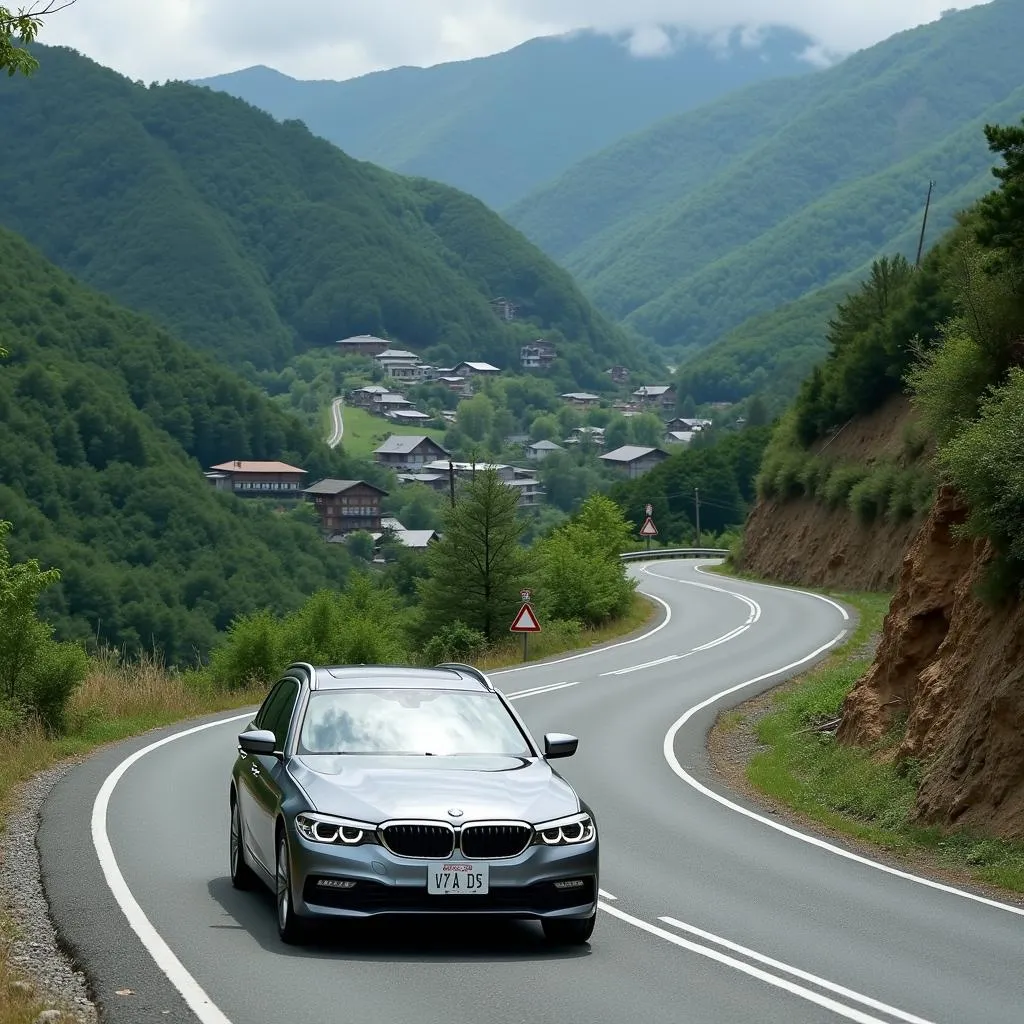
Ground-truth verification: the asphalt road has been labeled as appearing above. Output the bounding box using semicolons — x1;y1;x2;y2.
41;561;1024;1024
326;397;344;448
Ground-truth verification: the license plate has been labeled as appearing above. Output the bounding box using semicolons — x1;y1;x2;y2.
427;861;489;895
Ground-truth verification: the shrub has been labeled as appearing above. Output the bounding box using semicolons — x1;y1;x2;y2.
206;609;284;690
847;464;898;525
821;464;869;508
422;622;487;666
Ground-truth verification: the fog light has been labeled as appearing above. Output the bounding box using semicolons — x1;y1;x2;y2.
316;879;357;889
553;879;585;889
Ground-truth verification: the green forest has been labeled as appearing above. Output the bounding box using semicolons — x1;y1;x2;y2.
0;44;656;390
755;114;1024;589
509;0;1024;394
0;225;370;662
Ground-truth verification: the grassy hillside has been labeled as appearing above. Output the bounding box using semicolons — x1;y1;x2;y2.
0;45;653;390
193;27;818;211
508;1;1024;382
0;225;368;663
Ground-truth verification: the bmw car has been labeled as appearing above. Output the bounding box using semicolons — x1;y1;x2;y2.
229;661;599;945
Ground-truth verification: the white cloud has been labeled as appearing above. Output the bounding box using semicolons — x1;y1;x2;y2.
38;0;991;83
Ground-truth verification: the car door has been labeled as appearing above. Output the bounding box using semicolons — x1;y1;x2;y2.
237;680;287;873
249;677;301;865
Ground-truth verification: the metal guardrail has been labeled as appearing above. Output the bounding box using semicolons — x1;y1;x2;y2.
619;548;729;563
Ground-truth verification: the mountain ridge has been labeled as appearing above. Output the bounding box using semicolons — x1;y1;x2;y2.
192;25;822;209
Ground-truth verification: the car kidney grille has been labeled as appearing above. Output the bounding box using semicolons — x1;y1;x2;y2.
459;824;532;859
381;823;454;859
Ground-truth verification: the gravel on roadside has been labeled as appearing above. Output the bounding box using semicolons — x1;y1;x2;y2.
1;762;99;1024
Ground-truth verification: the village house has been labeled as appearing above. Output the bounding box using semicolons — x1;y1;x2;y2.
633;385;677;413
665;430;696;446
387;409;434;424
565;425;605;448
334;334;391;357
416;460;543;508
600;445;671;479
349;385;391;410
561;392;601;407
527;439;564;462
374;349;426;382
521;339;556;370
205;460;306;497
371;393;414;416
373;435;450;471
666;416;713;432
434;375;468;394
453;360;501;378
302;479;388;537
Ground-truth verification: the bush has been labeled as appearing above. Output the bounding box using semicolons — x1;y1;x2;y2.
847;464;898;525
422;622;487;665
206;609;284;690
821;464;869;508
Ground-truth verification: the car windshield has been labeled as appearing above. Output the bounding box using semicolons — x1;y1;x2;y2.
297;688;533;757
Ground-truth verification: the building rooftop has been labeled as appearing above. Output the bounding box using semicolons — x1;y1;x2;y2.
456;361;500;372
373;393;413;405
336;334;389;345
303;479;389;496
633;385;673;397
209;460;305;474
561;392;601;401
388;410;433;420
530;440;564;451
376;349;419;360
600;446;668;463
374;435;449;455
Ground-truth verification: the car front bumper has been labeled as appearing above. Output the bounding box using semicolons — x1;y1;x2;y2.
288;824;599;921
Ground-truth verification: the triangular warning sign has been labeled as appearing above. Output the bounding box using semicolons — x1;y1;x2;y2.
510;602;541;632
639;516;658;537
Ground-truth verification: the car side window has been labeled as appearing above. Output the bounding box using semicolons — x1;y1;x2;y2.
264;678;300;752
253;681;284;731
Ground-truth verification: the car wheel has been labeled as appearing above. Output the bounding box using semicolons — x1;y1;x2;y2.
276;831;306;944
542;914;596;945
229;798;256;890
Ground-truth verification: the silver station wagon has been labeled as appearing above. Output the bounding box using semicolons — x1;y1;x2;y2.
229;662;600;945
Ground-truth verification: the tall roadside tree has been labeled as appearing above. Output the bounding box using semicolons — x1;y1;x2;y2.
2;1;75;77
416;467;530;642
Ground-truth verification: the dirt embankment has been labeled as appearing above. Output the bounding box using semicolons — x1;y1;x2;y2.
738;397;923;591
838;487;1024;837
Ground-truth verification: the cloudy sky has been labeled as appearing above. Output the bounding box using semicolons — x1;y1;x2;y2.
37;0;989;83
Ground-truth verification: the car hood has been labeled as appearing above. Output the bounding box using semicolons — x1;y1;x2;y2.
288;754;578;825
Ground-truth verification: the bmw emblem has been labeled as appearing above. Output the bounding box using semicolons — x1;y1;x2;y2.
448;808;464;818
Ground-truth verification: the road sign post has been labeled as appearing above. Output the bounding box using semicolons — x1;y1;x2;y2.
510;590;541;662
639;507;658;551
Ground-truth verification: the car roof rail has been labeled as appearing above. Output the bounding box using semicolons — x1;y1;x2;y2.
286;661;318;689
435;662;495;691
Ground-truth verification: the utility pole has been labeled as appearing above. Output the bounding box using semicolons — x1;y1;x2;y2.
694;488;702;547
915;180;935;268
448;460;456;508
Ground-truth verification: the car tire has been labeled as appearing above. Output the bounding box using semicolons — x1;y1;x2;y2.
276;831;306;944
229;797;257;890
542;914;596;945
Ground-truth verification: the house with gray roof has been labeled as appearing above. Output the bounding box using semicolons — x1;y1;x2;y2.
600;445;670;479
373;434;450;471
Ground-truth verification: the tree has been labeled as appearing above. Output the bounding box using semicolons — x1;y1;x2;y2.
746;395;769;427
2;1;74;77
416;467;529;640
977;117;1024;260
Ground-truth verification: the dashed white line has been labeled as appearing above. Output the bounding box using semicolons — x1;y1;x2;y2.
601;655;683;677
507;680;581;699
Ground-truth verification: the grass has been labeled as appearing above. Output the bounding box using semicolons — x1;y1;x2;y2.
707;572;1024;896
0;594;658;1020
336;404;448;459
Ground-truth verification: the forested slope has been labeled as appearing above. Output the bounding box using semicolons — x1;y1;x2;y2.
508;1;1024;377
0;226;363;663
193;27;817;211
0;45;652;387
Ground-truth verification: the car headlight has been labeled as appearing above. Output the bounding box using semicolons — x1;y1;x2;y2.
295;812;378;847
533;812;596;846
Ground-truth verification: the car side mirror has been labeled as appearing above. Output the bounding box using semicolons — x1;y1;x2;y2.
544;733;578;759
238;729;277;756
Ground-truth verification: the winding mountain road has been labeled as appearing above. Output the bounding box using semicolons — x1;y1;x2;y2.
41;561;1024;1024
326;397;344;448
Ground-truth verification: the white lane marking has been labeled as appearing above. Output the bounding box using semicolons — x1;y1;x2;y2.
601;654;683;677
490;591;672;675
693;563;850;621
641;564;762;627
661;635;1024;919
598;902;907;1024
598;889;617;901
658;917;935;1024
92;712;254;1024
506;680;581;699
